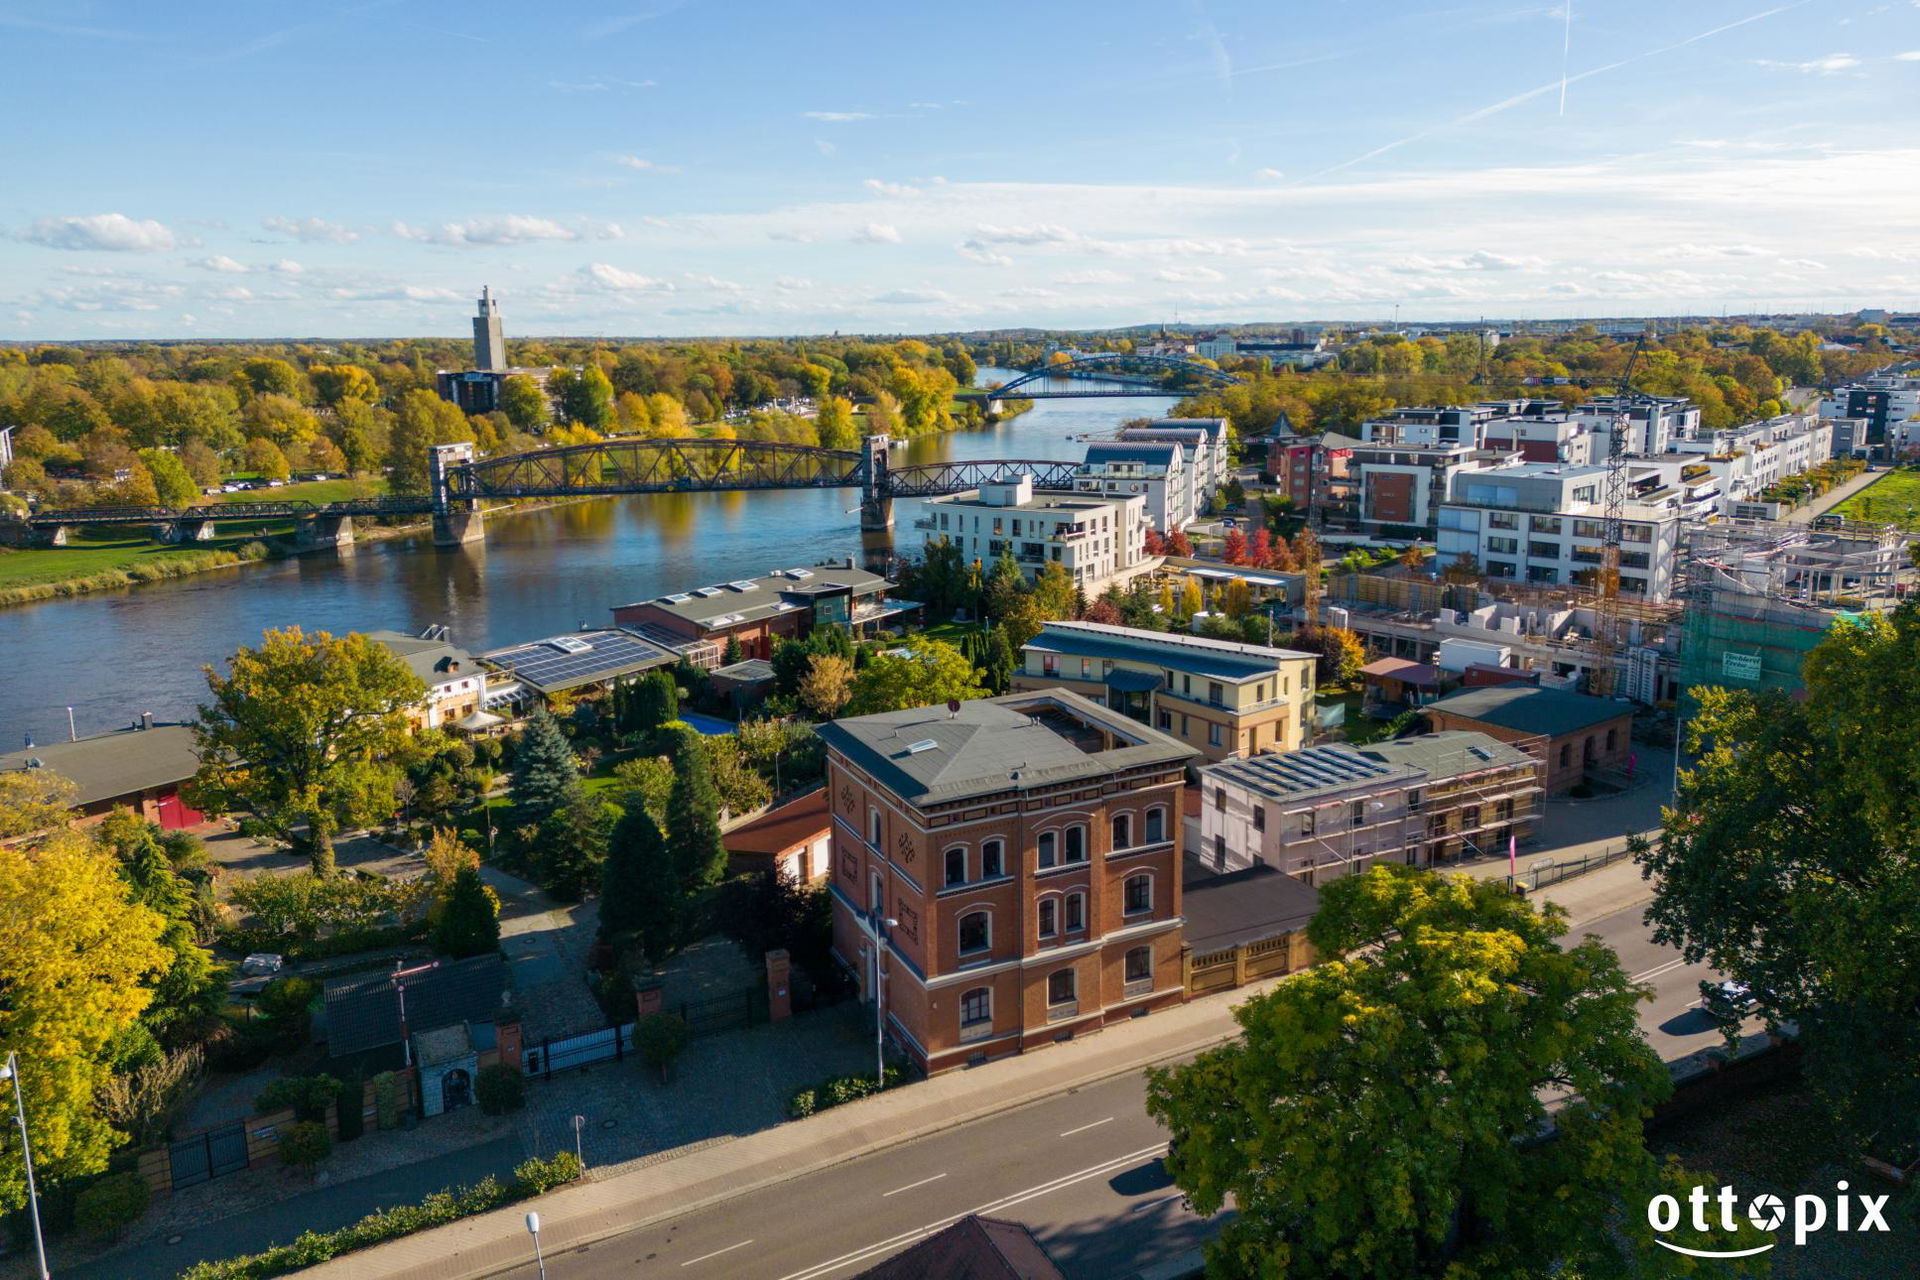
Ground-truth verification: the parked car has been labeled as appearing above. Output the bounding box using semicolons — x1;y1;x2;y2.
241;952;284;977
1698;979;1754;1020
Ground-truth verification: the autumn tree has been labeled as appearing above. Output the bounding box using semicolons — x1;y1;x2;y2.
386;390;474;495
845;637;989;716
190;628;426;875
1164;529;1193;558
1030;559;1078;622
796;652;855;719
498;374;550;431
139;447;197;505
1147;867;1759;1278
1221;527;1248;565
815;396;859;449
244;436;291;482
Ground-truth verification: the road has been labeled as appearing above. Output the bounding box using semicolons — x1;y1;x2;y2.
516;903;1724;1280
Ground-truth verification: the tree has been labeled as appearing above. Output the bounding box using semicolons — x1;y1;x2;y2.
387;390;474;495
303;434;348;474
623;669;679;737
497;374;549;431
665;728;729;895
278;1121;332;1174
1164;529;1193;558
190;628;426;875
634;1013;691;1083
99;811;225;1046
1640;602;1920;1154
1177;578;1203;620
0;824;168;1210
1030;560;1077;622
1221;527;1249;565
510;705;581;828
845;637;988;716
1082;596;1124;627
139;447;197;505
815;396;858;449
1147;867;1752;1279
796;652;854;719
310;364;378;408
244;436;291;482
536;788;610;902
1222;578;1252;619
1142;527;1166;557
1314;625;1366;685
600;806;677;961
239;357;304;401
433;865;501;958
562;365;615;429
1248;526;1273;568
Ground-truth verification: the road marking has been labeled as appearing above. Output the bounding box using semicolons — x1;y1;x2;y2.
1132;1192;1185;1213
681;1240;754;1267
1058;1117;1113;1138
775;1144;1167;1280
882;1173;947;1197
1631;958;1688;982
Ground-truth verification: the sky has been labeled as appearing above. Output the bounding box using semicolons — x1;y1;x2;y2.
2;0;1918;340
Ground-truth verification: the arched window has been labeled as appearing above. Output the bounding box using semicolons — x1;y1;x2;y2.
1145;807;1166;844
960;987;991;1029
1038;898;1057;937
868;808;882;849
944;847;966;888
1064;824;1087;863
1124;946;1152;984
958;911;990;955
1111;813;1132;850
1037;831;1057;868
1124;873;1152;915
1065;891;1086;932
1047;968;1077;1006
1558;743;1571;768
981;840;1004;878
1606;727;1617;751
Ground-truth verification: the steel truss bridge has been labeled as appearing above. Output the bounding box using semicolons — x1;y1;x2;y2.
987;351;1245;398
14;437;1087;544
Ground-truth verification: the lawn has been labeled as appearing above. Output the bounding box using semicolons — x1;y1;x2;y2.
0;534;261;592
207;476;387;506
1829;468;1920;530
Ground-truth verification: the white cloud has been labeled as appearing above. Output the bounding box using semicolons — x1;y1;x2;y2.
814;139;836;158
999;287;1060;299
392;216;622;246
1753;52;1860;74
1254;167;1285;180
193;254;249;273
21;213;178;252
1155;265;1226;283
261;215;358;244
955;243;1013;267
972;222;1080;246
326;283;463;303
1460;250;1540;270
853;223;902;244
684;272;743;292
614;155;680;173
270;258;305;275
863;179;920;198
768;229;816;243
804;110;873;122
577;262;676;292
774;276;812;292
872;288;952;304
1053;269;1130;286
1656;242;1771;259
1897;50;1920;60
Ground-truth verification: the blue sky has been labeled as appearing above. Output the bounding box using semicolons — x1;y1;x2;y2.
2;0;1917;338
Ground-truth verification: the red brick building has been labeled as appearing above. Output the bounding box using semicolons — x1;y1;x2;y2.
1422;684;1635;795
816;691;1198;1074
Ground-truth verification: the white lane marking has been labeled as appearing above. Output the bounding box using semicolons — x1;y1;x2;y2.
882;1173;948;1197
1631;957;1689;982
1058;1117;1113;1138
1132;1192;1185;1213
775;1144;1167;1280
681;1240;755;1267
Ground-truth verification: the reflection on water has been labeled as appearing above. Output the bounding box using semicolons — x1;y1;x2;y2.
0;373;1175;743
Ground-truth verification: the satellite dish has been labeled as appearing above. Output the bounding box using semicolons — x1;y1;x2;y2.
947;699;962;718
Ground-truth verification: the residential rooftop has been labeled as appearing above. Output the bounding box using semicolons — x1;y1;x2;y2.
1425;684;1631;737
723;786;829;857
1023;619;1313;681
1205;742;1421;805
617;565;893;631
364;628;481;686
0;721;199;808
480;628;676;695
1355;729;1538;780
816;689;1197;807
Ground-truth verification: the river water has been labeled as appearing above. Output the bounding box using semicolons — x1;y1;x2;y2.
0;372;1175;745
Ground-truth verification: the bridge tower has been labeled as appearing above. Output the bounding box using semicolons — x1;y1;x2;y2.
859;434;894;531
430;442;486;547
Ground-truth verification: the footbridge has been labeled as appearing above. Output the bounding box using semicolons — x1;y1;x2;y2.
14;436;1086;548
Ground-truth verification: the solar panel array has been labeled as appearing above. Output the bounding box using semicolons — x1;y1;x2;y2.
1212;746;1405;801
482;629;675;692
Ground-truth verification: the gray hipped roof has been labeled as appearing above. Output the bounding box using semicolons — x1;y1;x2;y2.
324;954;507;1057
1425;685;1630;738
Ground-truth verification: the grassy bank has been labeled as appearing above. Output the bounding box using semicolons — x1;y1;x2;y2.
1829;467;1920;529
208;477;386;506
0;537;271;607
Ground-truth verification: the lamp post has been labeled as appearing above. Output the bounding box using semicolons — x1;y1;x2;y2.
525;1211;547;1280
855;910;899;1083
1;1053;50;1280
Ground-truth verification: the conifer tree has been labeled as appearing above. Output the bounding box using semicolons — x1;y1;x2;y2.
664;731;728;895
511;706;580;827
433;865;501;959
601;806;678;961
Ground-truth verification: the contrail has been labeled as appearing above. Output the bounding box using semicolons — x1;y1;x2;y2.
1305;1;1806;180
1559;2;1573;115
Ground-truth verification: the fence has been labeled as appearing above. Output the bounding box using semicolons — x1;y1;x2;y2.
1510;843;1634;893
1183;929;1315;997
523;987;768;1079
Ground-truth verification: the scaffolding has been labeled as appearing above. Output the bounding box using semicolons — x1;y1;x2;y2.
1677;518;1911;699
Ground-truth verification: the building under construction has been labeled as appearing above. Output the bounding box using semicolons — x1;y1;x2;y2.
1676;517;1911;700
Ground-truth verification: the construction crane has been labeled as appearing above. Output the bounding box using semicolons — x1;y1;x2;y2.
1586;332;1648;698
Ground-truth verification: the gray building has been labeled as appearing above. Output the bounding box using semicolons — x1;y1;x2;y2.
473;285;506;372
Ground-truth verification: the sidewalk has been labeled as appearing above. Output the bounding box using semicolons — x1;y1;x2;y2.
1785;466;1879;524
305;864;1658;1280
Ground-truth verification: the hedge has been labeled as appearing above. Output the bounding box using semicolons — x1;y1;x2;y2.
177;1152;584;1280
787;1066;904;1119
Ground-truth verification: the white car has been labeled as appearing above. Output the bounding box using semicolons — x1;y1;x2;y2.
241;953;284;977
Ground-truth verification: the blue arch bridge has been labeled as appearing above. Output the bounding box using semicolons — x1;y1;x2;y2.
11;436;1090;549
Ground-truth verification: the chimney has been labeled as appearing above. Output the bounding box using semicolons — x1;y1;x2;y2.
140;712;154;731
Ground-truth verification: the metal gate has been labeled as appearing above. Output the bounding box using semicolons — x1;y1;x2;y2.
169;1120;249;1190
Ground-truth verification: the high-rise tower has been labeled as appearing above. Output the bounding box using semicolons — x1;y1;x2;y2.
472;286;506;372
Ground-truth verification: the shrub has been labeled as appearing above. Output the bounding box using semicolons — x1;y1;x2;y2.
255;1073;340;1124
790;1067;904;1119
786;1087;817;1119
73;1172;150;1239
278;1121;332;1172
512;1151;583;1195
371;1072;403;1130
591;970;636;1024
634;1013;690;1081
255;976;319;1029
476;1062;525;1116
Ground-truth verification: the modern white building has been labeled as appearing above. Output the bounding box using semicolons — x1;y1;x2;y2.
1574;394;1700;457
1072;439;1192;531
1820;376;1920;458
1437;462;1684;601
1357;405;1504;449
1119;419;1231;500
897;474;1149;592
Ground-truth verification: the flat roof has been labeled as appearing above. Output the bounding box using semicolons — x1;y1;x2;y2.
1426;684;1632;738
1206;743;1420;805
1024;620;1312;681
617;565;892;631
0;723;199;807
1360;657;1443;687
1356;730;1537;780
815;690;1197;807
480;628;676;694
1182;859;1321;952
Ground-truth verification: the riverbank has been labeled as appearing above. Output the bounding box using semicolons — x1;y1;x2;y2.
0;538;273;607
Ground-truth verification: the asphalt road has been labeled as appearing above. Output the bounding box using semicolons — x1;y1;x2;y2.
516;903;1725;1280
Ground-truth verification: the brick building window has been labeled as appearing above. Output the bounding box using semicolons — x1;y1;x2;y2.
1124;874;1152;915
1064;825;1086;863
1047;969;1076;1006
1038;899;1057;938
959;911;990;956
944;848;966;888
981;840;1004;878
1111;813;1131;849
1124;946;1152;984
1145;808;1165;844
960;987;991;1029
1037;831;1057;868
1065;892;1085;932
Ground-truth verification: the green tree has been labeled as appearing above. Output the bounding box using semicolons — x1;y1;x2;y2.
98;811;225;1046
386;389;474;495
664;729;728;895
845;637;988;716
510;705;581;828
1030;559;1077;622
815;396;858;449
625;669;679;736
600;805;677;961
536;788;610;902
239;357;304;401
139;447;197;505
796;652;854;719
310;363;378;408
190;628;426;876
563;365;615;429
1147;866;1755;1278
1641;601;1920;1154
498;374;550;431
433;865;501;958
244;436;291;482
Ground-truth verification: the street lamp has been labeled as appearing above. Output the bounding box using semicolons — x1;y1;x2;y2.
525;1211;547;1280
1;1053;50;1280
855;910;899;1083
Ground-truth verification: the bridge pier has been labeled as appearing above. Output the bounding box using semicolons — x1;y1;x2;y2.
433;505;486;548
859;497;893;532
38;524;70;548
295;514;356;553
859;434;893;532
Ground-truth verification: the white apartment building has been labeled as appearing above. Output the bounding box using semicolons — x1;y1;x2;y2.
898;474;1148;592
1820;376;1920;456
1120;419;1231;498
1072;439;1192;531
1357;405;1503;449
1437;462;1684;601
1574;395;1700;457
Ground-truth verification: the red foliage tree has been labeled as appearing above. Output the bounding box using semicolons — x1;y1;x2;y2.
1165;530;1194;558
1222;528;1249;565
1249;527;1273;568
1143;527;1166;556
1082;598;1124;626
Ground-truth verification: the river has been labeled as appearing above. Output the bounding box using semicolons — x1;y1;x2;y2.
0;372;1176;745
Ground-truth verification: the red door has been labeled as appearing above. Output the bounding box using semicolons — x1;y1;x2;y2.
155;790;204;830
